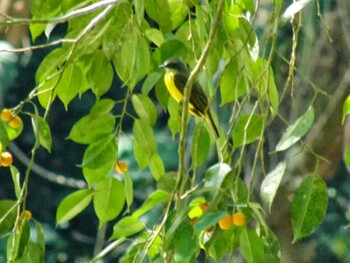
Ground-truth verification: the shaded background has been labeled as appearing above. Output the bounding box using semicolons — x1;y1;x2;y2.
1;0;350;262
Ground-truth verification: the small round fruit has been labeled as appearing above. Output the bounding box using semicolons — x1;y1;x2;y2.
1;109;13;122
218;214;233;230
21;210;32;220
232;212;246;227
115;161;128;174
9;116;22;129
0;151;13;167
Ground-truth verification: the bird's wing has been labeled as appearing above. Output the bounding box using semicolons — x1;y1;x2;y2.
173;73;209;116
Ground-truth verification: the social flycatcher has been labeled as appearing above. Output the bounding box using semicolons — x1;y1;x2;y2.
159;58;219;138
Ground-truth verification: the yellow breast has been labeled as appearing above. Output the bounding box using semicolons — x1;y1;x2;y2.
164;72;184;103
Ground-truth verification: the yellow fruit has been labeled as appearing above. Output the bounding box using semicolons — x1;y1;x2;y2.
9;116;22;129
232;212;246;227
115;161;128;174
218;214;233;230
21;210;32;220
0;151;13;167
1;109;13;122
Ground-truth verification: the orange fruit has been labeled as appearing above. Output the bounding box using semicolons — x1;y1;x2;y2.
9;116;22;129
115;161;128;174
218;214;233;230
0;151;13;167
199;202;208;212
1;109;13;122
232;212;246;227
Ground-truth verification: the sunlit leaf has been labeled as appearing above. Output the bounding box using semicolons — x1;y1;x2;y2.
142;72;162;95
56;63;82;109
88;51;114;97
276;106;314;151
10;166;21;198
149;153;165;181
0;120;9;149
145;28;164;47
260;161;287;212
113;31;150;89
110;216;145;240
93;177;125;226
68;112;115;144
291;175;328;243
342;95;350;124
132;94;157;126
56;189;94;225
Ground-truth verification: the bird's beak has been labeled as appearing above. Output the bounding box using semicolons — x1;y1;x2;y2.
159;63;165;69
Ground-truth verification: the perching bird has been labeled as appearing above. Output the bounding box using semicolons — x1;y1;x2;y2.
159;58;219;138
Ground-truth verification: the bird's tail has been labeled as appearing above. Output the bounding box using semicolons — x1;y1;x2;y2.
206;110;219;138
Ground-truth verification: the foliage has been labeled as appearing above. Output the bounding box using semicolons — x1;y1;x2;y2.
0;0;331;262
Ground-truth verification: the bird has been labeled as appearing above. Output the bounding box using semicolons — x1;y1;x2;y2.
159;58;219;138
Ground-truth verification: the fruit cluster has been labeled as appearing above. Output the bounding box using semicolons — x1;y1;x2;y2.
1;108;22;129
188;200;247;232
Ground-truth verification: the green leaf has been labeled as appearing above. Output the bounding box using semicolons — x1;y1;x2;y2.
133;190;170;218
191;124;210;166
34;220;45;256
342;95;350;124
88;51;114;97
131;94;157;126
82;134;116;169
210;227;240;261
56;63;82;109
56;189;94;225
135;0;145;25
145;28;164;47
156;39;188;63
276;106;314;151
237;0;255;13
149;153;165;181
0;200;17;236
145;0;186;33
142;72;162;95
10;166;21;198
93;177;125;226
0;120;9;149
123;171;133;212
68;112;115;144
4;116;23;140
110;216;145;240
240;227;265;263
15;220;31;259
167;97;181;138
15;241;44;263
174;220;198;263
157;172;177;194
31;115;52;152
113;31;150;89
133;119;157;167
193;211;227;235
83;162;114;186
30;0;61;41
233;114;264;149
90;98;115;116
260;161;287;212
204;163;232;189
37;75;60;109
291;175;328;243
220;60;247;105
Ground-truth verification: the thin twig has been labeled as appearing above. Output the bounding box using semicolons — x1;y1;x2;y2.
0;0;124;26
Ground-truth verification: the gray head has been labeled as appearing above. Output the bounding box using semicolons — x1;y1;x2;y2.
159;58;189;74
